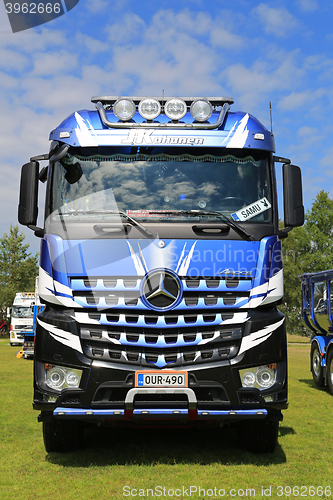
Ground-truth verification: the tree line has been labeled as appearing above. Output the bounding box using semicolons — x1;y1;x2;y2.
1;191;332;333
0;225;38;321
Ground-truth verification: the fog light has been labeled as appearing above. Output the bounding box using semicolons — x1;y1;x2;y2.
165;98;187;120
65;371;80;387
263;394;277;403
138;98;161;120
190;98;213;122
242;371;256;387
113;98;136;121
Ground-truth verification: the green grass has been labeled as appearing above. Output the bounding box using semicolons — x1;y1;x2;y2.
0;339;332;500
287;333;311;344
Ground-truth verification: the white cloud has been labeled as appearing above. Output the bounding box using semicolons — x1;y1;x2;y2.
253;4;300;37
278;91;312;111
32;51;79;76
106;13;146;44
222;49;305;115
320;146;333;168
297;125;318;137
86;0;108;13
296;0;319;13
75;33;110;54
210;26;244;49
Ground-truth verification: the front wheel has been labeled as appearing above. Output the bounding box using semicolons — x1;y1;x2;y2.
326;349;333;395
43;417;83;453
311;342;324;387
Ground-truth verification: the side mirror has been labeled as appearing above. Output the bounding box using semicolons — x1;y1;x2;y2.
18;161;39;227
283;163;304;228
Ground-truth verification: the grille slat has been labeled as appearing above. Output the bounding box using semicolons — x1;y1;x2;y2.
84;341;238;369
77;311;239;329
74;294;249;310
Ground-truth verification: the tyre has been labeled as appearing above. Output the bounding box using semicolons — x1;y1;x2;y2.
311;342;324;387
326;349;333;396
42;417;84;453
238;418;279;453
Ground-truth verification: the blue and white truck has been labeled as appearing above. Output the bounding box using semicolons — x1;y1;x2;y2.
18;95;304;453
299;270;333;395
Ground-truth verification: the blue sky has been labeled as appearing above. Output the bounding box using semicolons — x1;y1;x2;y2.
0;0;332;253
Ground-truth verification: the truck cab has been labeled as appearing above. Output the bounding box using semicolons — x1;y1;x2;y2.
18;96;304;453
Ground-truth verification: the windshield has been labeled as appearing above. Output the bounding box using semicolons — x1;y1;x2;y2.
50;147;272;223
12;306;33;318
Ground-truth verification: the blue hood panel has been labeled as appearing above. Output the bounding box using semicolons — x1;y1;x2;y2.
48;236;262;278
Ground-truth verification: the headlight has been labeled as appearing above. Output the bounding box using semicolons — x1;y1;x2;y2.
138;98;161;120
256;366;276;388
239;364;277;390
190;98;213;122
45;365;82;391
113;98;136;121
165;98;187;120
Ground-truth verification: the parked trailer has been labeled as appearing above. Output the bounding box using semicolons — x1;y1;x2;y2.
299;270;333;395
19;95;304;453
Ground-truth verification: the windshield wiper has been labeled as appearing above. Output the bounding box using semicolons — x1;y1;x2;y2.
58;210;154;238
147;210;255;240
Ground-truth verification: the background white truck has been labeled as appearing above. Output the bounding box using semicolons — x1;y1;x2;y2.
8;292;35;346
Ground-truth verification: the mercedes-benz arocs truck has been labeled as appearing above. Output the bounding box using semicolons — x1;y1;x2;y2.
18;95;304;453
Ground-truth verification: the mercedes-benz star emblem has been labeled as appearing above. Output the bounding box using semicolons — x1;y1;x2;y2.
141;269;182;311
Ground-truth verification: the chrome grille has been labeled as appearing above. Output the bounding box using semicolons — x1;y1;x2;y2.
72;275;250;369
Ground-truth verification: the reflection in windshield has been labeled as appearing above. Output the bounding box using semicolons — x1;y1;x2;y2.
12;306;33;318
50;147;272;223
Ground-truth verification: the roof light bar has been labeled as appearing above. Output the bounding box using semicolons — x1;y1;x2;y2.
93;96;234;130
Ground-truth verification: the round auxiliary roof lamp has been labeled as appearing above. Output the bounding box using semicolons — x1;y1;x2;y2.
113;98;136;121
138;98;161;120
190;98;213;122
164;98;187;121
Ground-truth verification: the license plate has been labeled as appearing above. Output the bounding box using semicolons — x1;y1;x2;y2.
135;370;188;388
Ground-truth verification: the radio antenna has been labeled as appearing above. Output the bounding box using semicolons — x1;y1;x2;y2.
270;101;273;135
161;89;165;113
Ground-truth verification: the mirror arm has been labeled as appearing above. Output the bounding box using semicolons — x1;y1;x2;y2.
278;226;293;239
30;154;49;162
27;225;45;238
